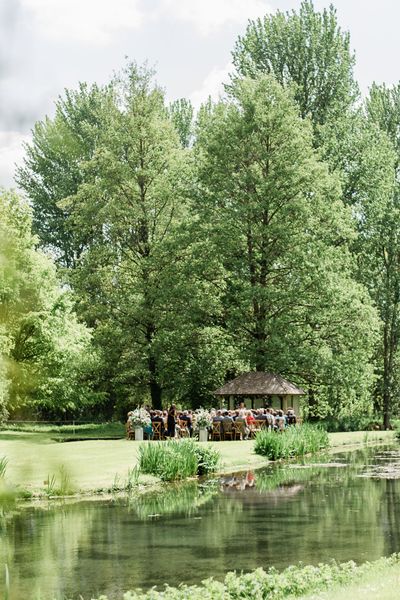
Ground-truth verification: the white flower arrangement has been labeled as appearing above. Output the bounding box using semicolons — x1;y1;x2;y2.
128;407;151;428
194;408;212;429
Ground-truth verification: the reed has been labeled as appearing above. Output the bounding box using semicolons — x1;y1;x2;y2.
138;440;220;481
0;457;7;479
254;424;329;460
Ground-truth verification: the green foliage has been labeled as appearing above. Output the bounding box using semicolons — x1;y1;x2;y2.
138;439;220;481
232;0;357;126
168;98;194;147
13;7;400;425
89;554;400;600
193;444;220;476
319;415;382;433
0;190;99;420
195;75;378;417
17;63;239;413
254;424;329;460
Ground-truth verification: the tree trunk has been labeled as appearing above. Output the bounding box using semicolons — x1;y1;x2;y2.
148;353;162;410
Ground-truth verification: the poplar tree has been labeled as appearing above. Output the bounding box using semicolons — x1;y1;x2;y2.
195;76;378;416
232;0;357;127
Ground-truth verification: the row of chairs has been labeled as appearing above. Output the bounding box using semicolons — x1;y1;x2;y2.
211;419;270;441
126;419;191;440
126;418;282;441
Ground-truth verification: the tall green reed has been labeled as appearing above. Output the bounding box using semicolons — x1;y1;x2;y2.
138;439;219;481
254;424;329;460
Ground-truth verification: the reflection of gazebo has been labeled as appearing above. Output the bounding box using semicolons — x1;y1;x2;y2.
213;371;305;414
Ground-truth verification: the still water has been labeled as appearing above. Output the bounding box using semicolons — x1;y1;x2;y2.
2;444;400;599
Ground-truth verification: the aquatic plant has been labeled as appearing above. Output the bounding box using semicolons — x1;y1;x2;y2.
43;466;75;497
0;457;7;479
254;424;329;460
138;439;220;481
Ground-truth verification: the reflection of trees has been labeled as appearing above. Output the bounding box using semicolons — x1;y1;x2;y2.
379;476;400;555
1;445;400;599
221;447;391;569
129;481;218;520
0;502;96;600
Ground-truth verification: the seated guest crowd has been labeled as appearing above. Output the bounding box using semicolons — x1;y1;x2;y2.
210;407;297;440
127;405;297;440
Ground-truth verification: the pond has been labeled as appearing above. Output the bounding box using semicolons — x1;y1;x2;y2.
2;444;400;599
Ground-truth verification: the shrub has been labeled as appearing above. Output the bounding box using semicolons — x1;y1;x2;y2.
194;444;220;476
319;415;381;432
254;424;329;460
138;440;220;481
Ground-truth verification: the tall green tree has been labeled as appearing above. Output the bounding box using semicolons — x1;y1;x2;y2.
0;189;97;420
17;83;108;268
231;0;357;127
317;102;399;428
17;65;237;413
363;84;400;427
195;76;378;416
168;98;194;148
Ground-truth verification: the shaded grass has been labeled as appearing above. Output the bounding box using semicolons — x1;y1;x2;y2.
1;422;125;440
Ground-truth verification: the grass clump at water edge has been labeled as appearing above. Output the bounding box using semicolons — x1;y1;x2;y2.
138;439;220;481
254;424;329;460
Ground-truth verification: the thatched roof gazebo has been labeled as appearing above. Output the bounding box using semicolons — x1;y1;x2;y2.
213;371;305;413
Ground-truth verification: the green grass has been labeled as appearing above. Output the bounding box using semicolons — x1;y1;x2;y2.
296;562;400;600
1;421;125;440
254;424;329;460
138;439;220;481
0;430;395;496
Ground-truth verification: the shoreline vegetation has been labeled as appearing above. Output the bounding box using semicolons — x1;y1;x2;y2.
82;554;400;600
0;427;396;500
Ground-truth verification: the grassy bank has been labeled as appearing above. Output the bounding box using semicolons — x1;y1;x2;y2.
297;560;400;600
0;428;396;496
0;421;125;440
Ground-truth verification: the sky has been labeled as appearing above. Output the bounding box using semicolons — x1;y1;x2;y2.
1;0;400;188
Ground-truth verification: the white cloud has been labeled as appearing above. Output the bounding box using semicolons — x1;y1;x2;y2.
160;0;271;35
190;62;232;109
21;0;143;44
0;131;31;189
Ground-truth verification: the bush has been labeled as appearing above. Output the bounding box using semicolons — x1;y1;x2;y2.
194;444;220;476
254;424;329;460
319;414;382;432
138;439;220;481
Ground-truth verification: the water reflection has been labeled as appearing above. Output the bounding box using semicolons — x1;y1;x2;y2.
1;445;400;600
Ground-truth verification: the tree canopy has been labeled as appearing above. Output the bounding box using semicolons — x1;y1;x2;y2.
11;3;400;426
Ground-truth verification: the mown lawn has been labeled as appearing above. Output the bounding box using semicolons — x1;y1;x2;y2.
0;427;395;495
297;562;400;600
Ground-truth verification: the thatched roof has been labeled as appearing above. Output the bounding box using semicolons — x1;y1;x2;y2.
214;372;305;396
